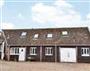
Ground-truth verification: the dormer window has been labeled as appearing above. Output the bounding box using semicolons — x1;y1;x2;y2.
20;32;27;38
62;31;68;36
47;34;53;38
34;34;39;39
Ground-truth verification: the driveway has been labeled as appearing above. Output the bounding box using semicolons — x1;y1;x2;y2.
0;60;90;71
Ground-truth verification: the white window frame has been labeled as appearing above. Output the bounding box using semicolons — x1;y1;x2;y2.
20;32;27;38
10;48;19;55
47;34;53;38
30;47;37;55
34;34;39;39
81;48;90;57
45;47;53;56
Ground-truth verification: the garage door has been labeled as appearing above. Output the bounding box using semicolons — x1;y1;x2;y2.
60;48;77;62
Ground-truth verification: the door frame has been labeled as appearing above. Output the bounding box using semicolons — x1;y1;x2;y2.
59;47;77;63
19;47;26;61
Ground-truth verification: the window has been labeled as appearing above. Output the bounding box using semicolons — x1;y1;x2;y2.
47;34;53;38
34;34;39;39
81;48;90;56
62;31;68;36
20;32;27;38
45;47;53;56
30;47;37;55
10;48;19;55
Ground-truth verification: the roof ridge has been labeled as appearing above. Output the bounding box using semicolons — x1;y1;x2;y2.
2;27;88;30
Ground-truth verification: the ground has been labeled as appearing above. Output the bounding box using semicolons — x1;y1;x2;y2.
0;60;90;71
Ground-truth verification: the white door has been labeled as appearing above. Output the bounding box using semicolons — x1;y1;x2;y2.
19;48;26;61
60;48;76;62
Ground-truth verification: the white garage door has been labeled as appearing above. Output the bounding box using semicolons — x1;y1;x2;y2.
60;48;77;62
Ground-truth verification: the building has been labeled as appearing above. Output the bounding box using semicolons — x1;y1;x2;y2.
2;27;90;63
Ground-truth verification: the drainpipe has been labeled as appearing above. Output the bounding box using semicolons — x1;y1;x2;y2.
55;43;57;62
40;46;42;62
7;45;10;61
76;46;78;63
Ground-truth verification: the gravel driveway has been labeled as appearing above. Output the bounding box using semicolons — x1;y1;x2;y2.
0;60;90;71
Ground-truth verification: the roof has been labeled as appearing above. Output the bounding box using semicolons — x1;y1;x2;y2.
2;27;90;46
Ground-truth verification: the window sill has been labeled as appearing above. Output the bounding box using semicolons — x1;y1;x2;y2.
10;53;19;55
81;54;90;57
30;54;37;55
45;54;53;56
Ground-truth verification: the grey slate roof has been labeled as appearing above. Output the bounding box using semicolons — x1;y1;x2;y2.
2;27;90;46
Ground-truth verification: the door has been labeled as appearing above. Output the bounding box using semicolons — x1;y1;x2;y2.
60;48;76;62
19;48;26;61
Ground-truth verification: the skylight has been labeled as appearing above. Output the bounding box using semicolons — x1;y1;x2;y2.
34;34;39;39
20;32;27;38
62;31;68;36
47;34;53;38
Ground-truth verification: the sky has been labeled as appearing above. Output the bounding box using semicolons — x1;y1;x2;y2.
0;0;90;29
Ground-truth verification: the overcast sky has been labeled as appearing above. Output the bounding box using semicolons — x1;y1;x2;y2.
0;0;90;29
